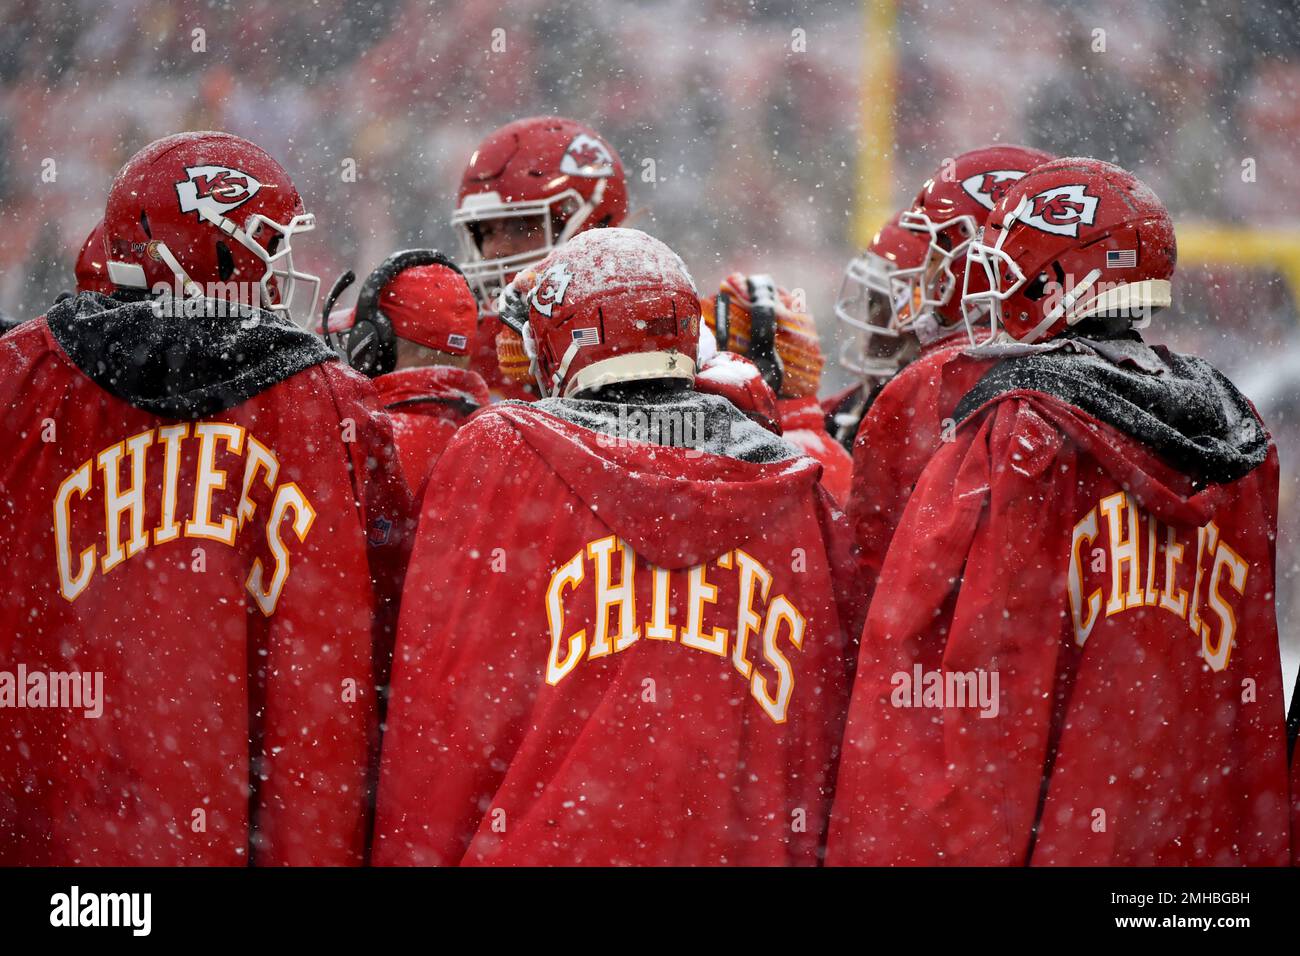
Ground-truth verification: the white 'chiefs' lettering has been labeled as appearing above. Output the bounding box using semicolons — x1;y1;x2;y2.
544;536;808;723
1066;491;1249;671
52;424;316;615
246;483;317;616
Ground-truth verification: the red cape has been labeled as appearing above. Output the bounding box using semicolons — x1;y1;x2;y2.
830;387;1289;865
373;365;489;491
375;399;862;865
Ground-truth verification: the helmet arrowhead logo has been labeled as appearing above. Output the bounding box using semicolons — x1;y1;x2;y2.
960;169;1027;210
1017;184;1100;237
176;165;263;219
560;135;614;179
529;262;573;318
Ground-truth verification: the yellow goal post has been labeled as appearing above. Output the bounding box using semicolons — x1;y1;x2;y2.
853;0;1300;306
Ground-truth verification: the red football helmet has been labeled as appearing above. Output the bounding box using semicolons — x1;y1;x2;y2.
498;228;699;398
103;131;319;323
834;211;929;382
452;116;629;305
961;157;1176;345
898;144;1056;328
74;220;114;295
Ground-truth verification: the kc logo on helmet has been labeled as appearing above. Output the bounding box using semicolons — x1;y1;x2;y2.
960;169;1027;211
530;262;573;318
560;135;614;179
1018;184;1100;237
175;165;263;219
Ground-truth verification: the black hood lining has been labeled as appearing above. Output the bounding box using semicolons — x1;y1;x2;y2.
522;392;800;464
46;292;336;420
954;342;1268;485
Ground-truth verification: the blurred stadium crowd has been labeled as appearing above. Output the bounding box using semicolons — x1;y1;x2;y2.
2;1;1298;320
1;0;1298;679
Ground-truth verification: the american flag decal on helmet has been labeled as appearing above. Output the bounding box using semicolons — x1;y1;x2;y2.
571;327;601;346
1106;249;1138;268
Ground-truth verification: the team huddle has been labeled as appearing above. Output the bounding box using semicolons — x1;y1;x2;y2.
0;116;1296;867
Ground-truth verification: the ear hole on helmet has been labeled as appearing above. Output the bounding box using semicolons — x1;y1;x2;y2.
1023;273;1050;301
216;242;235;281
1024;261;1066;302
139;210;152;238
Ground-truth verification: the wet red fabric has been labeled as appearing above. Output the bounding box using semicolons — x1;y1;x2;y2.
0;319;410;865
829;390;1290;866
374;402;862;865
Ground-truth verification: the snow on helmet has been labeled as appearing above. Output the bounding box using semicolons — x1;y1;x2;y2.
498;228;698;398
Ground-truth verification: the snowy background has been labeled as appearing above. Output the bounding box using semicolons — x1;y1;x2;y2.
1;0;1297;699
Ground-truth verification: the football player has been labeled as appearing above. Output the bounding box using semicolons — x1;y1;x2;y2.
845;145;1055;599
823;211;929;449
451;116;629;401
828;159;1290;865
702;273;853;504
374;228;861;865
0;131;409;865
322;251;488;493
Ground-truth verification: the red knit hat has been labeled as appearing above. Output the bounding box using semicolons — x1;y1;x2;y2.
378;262;478;355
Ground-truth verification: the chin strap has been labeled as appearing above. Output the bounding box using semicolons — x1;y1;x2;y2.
522;323;553;398
1022;268;1103;344
198;205;264;263
153;241;205;299
557;179;607;243
550;338;582;395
